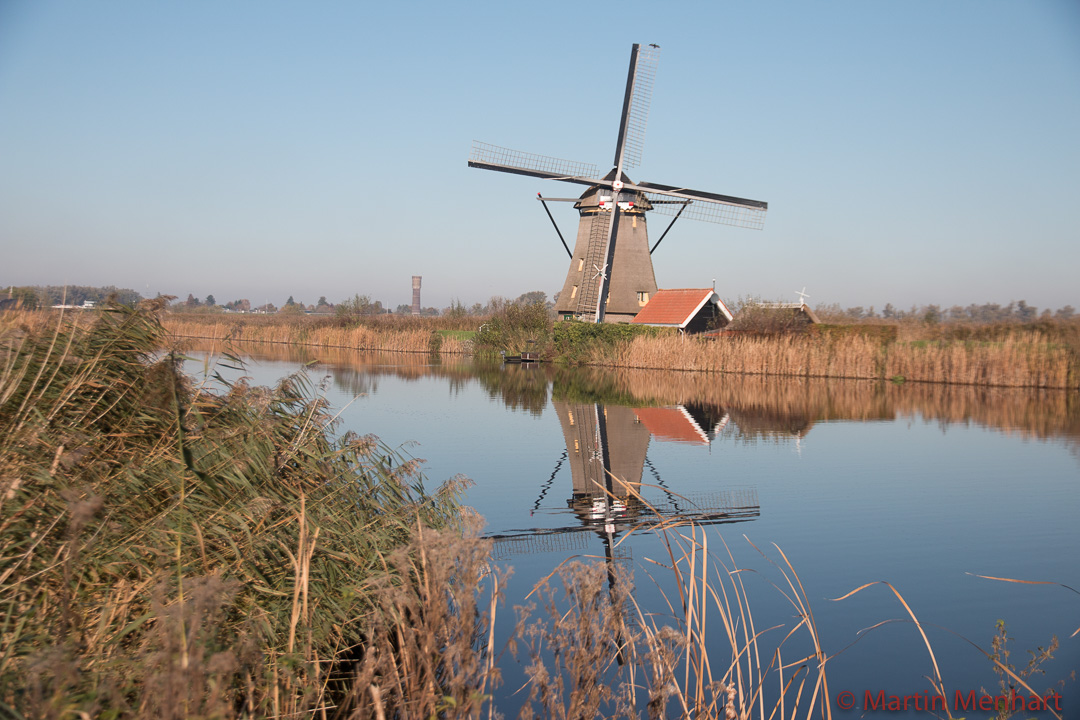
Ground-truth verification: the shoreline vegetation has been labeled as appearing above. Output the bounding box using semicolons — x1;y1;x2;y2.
151;307;1080;389
2;303;1071;718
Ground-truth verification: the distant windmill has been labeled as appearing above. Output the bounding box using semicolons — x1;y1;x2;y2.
469;44;768;323
795;287;810;305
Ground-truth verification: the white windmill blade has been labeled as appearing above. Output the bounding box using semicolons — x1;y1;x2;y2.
795;287;810;304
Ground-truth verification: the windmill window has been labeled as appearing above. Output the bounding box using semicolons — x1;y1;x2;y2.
638;291;650;306
571;285;578;299
578;258;584;272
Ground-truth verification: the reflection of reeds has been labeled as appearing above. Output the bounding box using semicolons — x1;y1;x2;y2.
593;331;1077;389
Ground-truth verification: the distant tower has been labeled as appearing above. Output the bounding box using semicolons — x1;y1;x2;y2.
411;276;422;316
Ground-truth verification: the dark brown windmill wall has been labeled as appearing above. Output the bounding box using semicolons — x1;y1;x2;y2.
554;187;658;322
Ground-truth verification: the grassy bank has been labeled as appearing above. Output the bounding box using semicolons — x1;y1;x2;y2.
162;312;477;355
161;309;1080;388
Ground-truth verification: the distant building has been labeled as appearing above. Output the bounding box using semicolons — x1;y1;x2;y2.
742;302;821;325
50;300;97;310
630;288;733;334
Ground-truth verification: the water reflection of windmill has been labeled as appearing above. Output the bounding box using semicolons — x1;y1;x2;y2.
490;401;759;559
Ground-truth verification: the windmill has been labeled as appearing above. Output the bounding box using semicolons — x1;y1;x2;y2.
469;44;768;323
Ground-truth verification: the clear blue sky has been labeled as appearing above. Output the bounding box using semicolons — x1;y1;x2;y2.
2;1;1078;312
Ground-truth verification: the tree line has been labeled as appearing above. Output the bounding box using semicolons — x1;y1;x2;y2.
812;300;1075;324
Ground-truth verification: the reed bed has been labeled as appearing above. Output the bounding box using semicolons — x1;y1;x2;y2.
164;316;470;355
0;300;469;717
592;330;1077;389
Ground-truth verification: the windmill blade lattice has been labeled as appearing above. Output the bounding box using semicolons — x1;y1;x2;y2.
643;192;768;229
469;141;598;184
614;43;660;171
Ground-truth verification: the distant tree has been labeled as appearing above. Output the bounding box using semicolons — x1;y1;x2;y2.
812;303;844;323
882;303;896;320
185;293;200;308
515;291;548;306
279;302;305;315
317;296;328;307
445;299;468;319
29;285;141;307
394;304;411;315
205;294;216;306
470;303;485;315
285;295;296;307
922;305;941;325
1055;305;1075;320
335;294;386;317
5;287;40;309
1015;300;1037;322
420;306;440;317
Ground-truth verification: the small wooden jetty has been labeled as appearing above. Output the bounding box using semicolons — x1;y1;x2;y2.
503;351;540;364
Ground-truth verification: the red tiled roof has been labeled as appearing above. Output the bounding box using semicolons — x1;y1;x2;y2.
631;288;728;328
634;407;710;445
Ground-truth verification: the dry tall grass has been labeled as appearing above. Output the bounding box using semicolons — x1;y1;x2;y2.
164;316;470;354
0;301;470;717
593;330;1077;389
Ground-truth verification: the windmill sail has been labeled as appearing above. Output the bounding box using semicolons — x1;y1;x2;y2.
469;142;598;184
641;193;767;229
613;43;660;171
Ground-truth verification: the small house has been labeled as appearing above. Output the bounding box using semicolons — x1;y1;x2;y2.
630;288;733;334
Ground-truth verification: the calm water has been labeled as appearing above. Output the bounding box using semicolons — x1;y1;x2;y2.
188;344;1080;715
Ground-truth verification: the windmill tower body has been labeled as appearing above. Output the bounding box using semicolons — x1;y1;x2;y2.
469;44;768;323
555;185;656;322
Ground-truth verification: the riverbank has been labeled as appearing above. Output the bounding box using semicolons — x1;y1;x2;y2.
163;313;476;354
589;323;1079;388
0;302;471;716
162;312;1080;389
